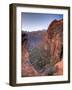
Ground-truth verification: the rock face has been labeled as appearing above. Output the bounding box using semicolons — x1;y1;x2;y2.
21;19;63;77
47;19;63;64
54;60;63;75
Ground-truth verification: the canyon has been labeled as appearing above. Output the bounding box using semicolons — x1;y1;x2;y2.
21;19;63;77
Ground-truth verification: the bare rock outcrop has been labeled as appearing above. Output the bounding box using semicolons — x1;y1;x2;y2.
47;19;63;64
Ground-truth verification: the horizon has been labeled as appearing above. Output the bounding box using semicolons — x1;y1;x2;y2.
22;29;47;32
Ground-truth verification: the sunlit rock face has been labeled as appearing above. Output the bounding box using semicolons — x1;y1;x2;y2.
21;19;63;77
47;19;63;64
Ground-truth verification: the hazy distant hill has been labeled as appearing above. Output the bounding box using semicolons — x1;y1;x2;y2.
22;30;48;50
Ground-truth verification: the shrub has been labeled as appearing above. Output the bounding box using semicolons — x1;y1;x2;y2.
29;46;53;72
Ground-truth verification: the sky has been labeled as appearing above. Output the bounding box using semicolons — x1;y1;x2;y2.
21;12;63;32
